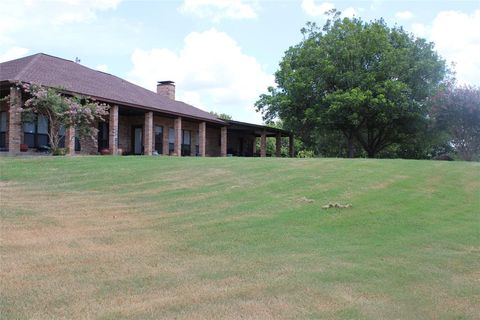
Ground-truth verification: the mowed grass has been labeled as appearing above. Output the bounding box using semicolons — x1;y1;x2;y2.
0;156;479;319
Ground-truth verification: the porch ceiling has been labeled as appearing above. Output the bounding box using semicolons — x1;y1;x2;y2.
226;120;291;137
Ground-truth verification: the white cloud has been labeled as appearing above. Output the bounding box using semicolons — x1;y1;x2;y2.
128;29;274;124
179;0;259;22
96;64;109;72
395;10;413;20
301;1;357;19
27;0;122;24
0;0;121;31
343;7;357;18
301;0;335;16
410;9;480;85
411;23;429;38
0;47;29;63
0;0;122;61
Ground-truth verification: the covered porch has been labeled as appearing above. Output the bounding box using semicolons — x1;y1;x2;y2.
95;105;227;157
1;85;293;157
226;120;294;157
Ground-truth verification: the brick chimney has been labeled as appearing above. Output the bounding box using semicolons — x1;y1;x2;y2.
157;81;175;100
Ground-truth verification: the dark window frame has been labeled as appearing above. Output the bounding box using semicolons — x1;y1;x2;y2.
155;125;163;154
0;111;6;149
168;127;175;154
23;114;49;149
97;122;109;151
181;129;191;156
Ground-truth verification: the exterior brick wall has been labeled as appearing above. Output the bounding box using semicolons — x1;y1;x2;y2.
65;127;75;156
260;130;267;157
221;126;227;157
199;122;206;157
144;112;153;155
174;117;181;156
109;105;119;155
0;93;281;158
156;83;175;100
206;126;221;157
8;87;22;154
78;119;98;155
118;115;143;154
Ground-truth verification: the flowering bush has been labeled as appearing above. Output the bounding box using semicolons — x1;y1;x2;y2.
17;83;109;154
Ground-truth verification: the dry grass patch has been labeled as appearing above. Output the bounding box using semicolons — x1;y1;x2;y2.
1;157;478;319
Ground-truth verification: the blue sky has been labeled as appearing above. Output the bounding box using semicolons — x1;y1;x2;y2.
1;0;479;123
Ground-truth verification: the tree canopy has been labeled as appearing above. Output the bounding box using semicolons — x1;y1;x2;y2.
430;85;480;161
210;111;233;120
256;13;447;158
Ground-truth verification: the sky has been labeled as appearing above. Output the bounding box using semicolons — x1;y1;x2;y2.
1;0;479;124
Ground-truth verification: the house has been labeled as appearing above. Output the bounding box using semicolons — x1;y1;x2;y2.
0;53;293;157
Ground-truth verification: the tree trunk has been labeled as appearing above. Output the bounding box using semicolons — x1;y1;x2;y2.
48;120;60;154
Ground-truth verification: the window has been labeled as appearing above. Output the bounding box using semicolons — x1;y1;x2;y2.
168;127;175;154
58;126;66;148
0;112;6;149
97;122;109;151
23;114;49;148
182;129;191;156
75;130;81;152
155;125;163;154
182;130;191;145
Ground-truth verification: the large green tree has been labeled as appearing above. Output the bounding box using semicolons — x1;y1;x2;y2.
256;13;447;158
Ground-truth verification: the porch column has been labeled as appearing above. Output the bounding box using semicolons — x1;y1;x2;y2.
289;134;295;158
199;121;206;157
144;111;153;156
260;129;267;158
8;87;22;155
220;126;227;157
252;137;256;155
162;125;169;155
109;105;118;155
190;129;196;156
275;132;282;157
65;127;75;156
174;117;182;156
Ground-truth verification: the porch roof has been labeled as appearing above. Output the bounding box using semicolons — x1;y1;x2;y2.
226;120;291;137
0;53;225;125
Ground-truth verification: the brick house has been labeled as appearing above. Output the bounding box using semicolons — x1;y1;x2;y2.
0;53;293;157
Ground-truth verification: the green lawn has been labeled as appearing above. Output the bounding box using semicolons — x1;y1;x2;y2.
0;156;479;319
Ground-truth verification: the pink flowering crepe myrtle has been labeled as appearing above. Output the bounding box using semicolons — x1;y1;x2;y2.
15;82;109;154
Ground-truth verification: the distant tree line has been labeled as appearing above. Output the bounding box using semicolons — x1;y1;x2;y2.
255;11;479;161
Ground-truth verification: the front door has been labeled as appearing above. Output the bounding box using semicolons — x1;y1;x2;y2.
133;126;143;155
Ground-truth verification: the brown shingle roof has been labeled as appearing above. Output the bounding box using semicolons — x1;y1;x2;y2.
0;53;224;124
